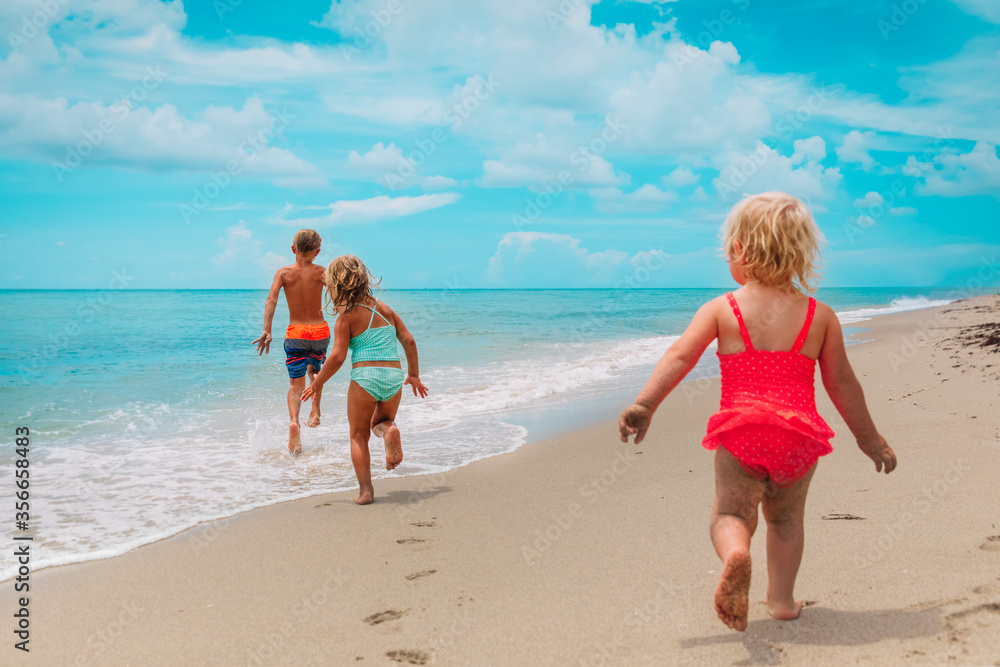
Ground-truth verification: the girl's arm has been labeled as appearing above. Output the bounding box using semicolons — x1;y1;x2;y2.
619;299;720;443
817;304;896;473
393;311;428;398
301;316;350;402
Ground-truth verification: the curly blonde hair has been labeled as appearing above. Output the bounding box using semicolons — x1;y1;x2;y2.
722;192;825;294
323;255;382;314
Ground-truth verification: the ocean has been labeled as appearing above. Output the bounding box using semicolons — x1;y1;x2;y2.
0;287;973;579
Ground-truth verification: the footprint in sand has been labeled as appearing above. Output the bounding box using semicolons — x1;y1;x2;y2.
412;521;437;527
386;649;429;665
979;536;1000;551
397;538;426;544
404;570;437;581
821;513;865;521
364;610;406;625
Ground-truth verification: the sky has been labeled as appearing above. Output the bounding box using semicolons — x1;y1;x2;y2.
0;0;997;289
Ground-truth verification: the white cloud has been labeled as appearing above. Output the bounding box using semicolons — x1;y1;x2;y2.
348;141;456;190
711;138;842;203
485;232;631;286
211;221;289;270
0;94;325;186
480;133;629;190
836;130;878;171
854;192;883;207
916;142;1000;197
662;166;699;187
272;193;460;226
590;183;677;213
949;0;1000;22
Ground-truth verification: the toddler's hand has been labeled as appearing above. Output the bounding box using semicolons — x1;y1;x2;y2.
858;432;896;474
619;404;652;444
405;375;429;398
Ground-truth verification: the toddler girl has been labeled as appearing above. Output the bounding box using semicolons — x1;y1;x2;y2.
619;192;896;631
302;255;428;505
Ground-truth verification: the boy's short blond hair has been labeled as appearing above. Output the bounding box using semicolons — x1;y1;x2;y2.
324;255;382;314
722;192;824;294
292;229;322;254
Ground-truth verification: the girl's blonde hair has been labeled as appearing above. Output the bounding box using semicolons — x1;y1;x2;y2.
722;192;824;294
323;255;382;314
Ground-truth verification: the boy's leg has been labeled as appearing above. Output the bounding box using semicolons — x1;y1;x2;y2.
347;381;377;505
760;462;817;621
371;389;403;470
287;376;306;454
305;365;323;428
711;446;766;632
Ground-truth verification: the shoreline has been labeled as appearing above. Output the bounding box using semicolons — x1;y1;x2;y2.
0;295;984;584
5;294;1000;665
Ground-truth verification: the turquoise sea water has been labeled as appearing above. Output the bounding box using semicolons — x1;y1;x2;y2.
0;287;978;578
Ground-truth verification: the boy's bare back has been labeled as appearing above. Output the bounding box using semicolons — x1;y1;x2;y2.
274;262;326;325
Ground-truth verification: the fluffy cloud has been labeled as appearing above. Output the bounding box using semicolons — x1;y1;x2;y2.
662;167;699;187
589;184;677;213
711;137;843;203
479;130;630;190
348;141;457;190
949;0;1000;22
0;94;325;186
271;193;460;226
211;221;288;271
854;192;883;207
837;130;878;171
916;142;1000;197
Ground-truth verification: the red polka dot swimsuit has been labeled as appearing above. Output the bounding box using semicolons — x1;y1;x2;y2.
702;293;835;487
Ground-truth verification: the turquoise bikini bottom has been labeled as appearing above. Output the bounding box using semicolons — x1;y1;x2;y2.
350;366;405;402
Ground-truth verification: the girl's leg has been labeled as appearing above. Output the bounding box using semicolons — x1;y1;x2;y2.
711;446;767;632
760;461;817;621
347;381;378;504
371;389;403;470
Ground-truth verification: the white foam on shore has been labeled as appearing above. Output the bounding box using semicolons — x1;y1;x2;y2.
837;296;954;324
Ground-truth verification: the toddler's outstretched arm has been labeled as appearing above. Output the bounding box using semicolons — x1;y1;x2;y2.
817;304;897;473
620;301;719;444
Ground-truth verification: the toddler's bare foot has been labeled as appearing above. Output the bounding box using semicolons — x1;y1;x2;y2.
715;548;751;632
765;596;802;621
288;422;302;455
354;486;374;505
307;411;321;428
384;425;403;470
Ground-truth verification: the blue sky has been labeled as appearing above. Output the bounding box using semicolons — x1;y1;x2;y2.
0;0;997;289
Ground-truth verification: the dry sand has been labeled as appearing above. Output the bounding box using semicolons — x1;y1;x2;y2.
5;295;1000;666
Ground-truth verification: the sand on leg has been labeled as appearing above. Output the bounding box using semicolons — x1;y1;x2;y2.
347;381;377;504
761;461;817;621
710;446;766;631
305;365;323;428
286;376;306;454
371;389;403;470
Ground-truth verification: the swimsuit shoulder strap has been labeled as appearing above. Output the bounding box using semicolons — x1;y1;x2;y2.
791;297;817;354
726;292;754;351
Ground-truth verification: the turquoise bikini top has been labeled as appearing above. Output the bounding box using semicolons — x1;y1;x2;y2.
348;299;399;362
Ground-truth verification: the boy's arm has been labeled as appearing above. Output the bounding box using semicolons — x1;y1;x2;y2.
393;311;428;398
253;270;283;355
817;306;896;473
620;299;719;444
301;316;349;402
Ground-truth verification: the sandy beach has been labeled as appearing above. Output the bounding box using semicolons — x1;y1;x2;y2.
7;294;1000;666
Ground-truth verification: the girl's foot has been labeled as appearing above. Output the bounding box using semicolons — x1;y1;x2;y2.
765;596;802;621
354;486;374;505
383;425;403;470
307;411;321;428
715;548;752;631
288;422;302;455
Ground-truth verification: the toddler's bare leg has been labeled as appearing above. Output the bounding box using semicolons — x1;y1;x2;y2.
306;366;323;427
710;447;766;632
371;389;403;470
761;462;817;621
347;382;377;504
287;376;305;454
